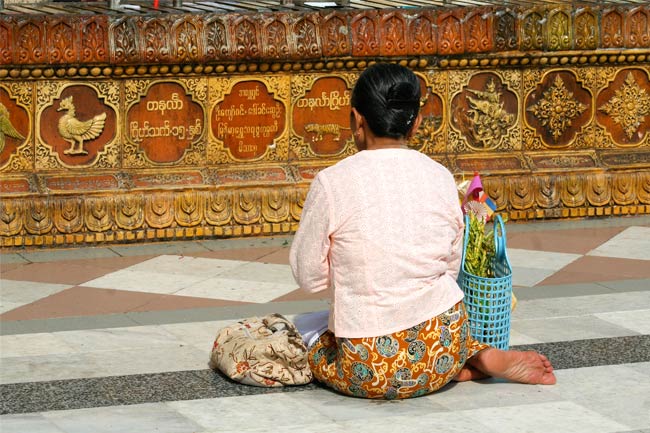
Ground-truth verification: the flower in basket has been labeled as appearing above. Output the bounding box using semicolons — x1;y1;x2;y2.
457;172;517;311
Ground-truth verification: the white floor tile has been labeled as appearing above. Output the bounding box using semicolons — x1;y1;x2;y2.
218;262;297;284
512;292;650;320
43;402;201;433
0;281;71;314
82;269;208;294
510;315;639;343
0;333;77;358
168;393;330;430
0;352;102;384
507;249;582;271
587;227;650;260
553;364;650;429
56;326;184;352
511;266;558;287
595;309;650;334
0;413;66;433
506;328;543;345
124;255;244;277
460;401;629;433
176;277;297;303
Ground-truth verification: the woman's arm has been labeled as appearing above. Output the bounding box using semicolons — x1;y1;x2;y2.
289;176;332;293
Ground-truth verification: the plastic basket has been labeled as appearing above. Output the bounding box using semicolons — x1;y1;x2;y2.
458;214;512;350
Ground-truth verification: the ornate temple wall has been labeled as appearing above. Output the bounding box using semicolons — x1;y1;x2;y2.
0;3;649;247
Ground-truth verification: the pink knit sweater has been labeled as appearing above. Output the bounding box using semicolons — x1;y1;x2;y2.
290;148;465;338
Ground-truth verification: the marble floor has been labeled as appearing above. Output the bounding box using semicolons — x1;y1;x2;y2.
1;215;650;433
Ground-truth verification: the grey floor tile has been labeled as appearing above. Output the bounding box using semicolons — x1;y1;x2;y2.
0;253;30;264
0;413;66;433
511;315;639;343
514;283;614;300
108;241;211;257
18;247;119;263
199;236;292;251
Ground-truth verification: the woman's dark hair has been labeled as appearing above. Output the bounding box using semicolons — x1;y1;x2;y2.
351;63;421;139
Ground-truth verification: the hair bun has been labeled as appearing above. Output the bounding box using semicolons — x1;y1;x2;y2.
386;82;419;109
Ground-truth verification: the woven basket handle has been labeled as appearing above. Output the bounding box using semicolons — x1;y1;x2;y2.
492;214;512;276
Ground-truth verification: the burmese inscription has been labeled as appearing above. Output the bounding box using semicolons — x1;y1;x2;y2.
211;80;286;160
127;82;204;164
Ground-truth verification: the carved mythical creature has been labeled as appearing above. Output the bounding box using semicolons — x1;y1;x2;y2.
57;96;107;155
0;102;25;153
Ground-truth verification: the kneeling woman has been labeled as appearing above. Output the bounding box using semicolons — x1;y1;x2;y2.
289;63;556;399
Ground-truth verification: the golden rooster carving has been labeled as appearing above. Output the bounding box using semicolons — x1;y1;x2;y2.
0;101;25;153
57;96;107;155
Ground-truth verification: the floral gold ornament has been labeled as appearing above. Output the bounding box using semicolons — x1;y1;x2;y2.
57;96;107;155
599;72;650;140
527;75;587;142
465;79;515;149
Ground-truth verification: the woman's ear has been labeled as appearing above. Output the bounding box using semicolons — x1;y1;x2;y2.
406;114;423;139
351;108;364;134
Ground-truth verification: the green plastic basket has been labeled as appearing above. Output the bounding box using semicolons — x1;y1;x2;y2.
458;214;512;350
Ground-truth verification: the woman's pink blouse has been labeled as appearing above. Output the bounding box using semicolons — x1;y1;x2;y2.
290;148;465;338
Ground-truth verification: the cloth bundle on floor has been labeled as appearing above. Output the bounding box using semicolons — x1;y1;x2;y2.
209;313;313;387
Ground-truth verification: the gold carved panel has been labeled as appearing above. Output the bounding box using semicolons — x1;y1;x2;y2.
0;82;32;172
208;76;289;164
448;70;521;153
290;72;356;160
35;81;119;170
124;78;207;168
596;67;650;148
411;70;446;156
523;69;593;150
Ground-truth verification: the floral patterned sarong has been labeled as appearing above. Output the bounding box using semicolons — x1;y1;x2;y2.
308;301;488;399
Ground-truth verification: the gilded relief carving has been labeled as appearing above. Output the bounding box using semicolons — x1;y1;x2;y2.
525;71;591;148
528;75;587;140
85;196;112;233
264;18;290;59
409;11;436;55
125;79;206;167
0;20;12;64
54;197;84;234
409;73;445;155
143;18;171;63
205;190;232;226
321;12;349;57
380;13;407;57
509;177;534;210
639;172;650;204
352;13;379;56
586;174;611;207
574;10;598;50
25;198;53;235
175;191;203;227
561;174;586;207
547;10;571;51
294;16;320;58
174;17;201;63
48;19;75;64
0;101;25;154
262;189;290;223
611;172;635;205
36;82;119;170
110;18;139;64
204;16;230;60
209;76;288;163
57;96;107;155
465;9;491;52
627;8;649;48
438;12;463;55
602;9;624;48
597;69;650;146
1;83;32;172
234;17;260;59
536;175;561;209
234;190;261;225
521;11;543;51
115;194;144;230
146;193;174;229
0;199;22;236
290;73;355;159
450;71;519;152
494;10;517;51
80;17;108;63
17;20;45;63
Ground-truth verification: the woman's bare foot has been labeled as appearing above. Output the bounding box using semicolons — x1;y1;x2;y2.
468;348;556;385
453;364;490;382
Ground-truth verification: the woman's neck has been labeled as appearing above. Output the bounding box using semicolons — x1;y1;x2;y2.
364;136;408;150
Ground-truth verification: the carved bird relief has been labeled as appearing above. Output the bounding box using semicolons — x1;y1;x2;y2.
0;102;25;153
57;96;107;155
